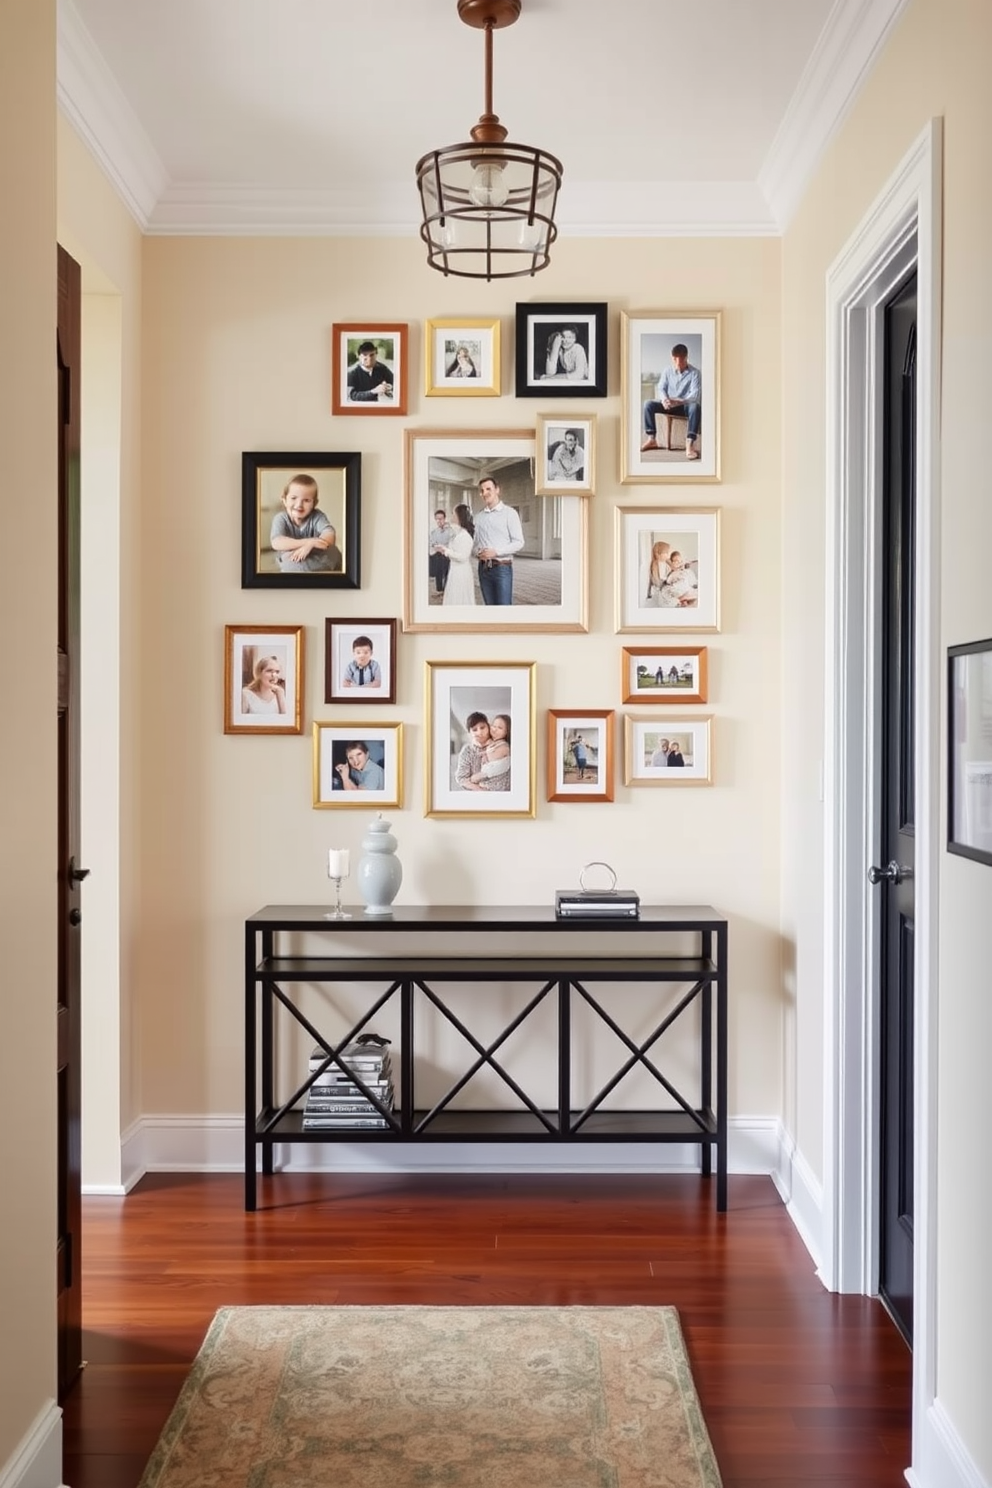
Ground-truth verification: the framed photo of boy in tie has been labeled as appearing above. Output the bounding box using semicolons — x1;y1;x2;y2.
324;619;397;705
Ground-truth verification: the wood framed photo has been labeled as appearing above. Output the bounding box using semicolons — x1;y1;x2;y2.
621;646;708;705
312;721;403;808
624;714;712;785
324;618;397;705
948;637;992;865
547;709;614;803
224;625;304;735
620;311;720;482
535;414;596;495
404;428;588;634
425;660;536;819
331;322;408;415
515;302;607;398
241;451;360;590
615;506;720;633
425;317;500;396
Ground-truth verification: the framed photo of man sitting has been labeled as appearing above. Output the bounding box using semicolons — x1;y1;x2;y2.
620;311;721;483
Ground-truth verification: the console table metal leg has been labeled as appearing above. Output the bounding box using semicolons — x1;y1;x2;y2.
558;978;571;1136
716;925;728;1212
261;931;275;1177
244;923;257;1212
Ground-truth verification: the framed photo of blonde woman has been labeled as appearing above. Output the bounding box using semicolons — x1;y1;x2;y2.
224;625;304;735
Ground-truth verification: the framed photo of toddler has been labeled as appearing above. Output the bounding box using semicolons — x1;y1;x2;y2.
621;646;708;705
242;451;361;590
332;322;408;416
547;709;614;803
515;302;607;398
224;624;304;735
312;721;403;808
324;618;397;705
616;506;721;633
624;714;712;785
620;311;720;482
425;660;536;819
425;317;500;396
535;414;596;496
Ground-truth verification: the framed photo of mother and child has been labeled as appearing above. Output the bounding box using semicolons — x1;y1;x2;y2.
425;661;536;819
615;506;721;633
224;624;304;735
241;451;361;590
620;311;721;483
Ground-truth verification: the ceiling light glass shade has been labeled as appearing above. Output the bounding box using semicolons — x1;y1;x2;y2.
416;140;562;280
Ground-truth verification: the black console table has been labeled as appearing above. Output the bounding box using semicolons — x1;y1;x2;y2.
244;905;728;1212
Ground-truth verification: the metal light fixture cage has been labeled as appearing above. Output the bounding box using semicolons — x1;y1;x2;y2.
416;0;563;281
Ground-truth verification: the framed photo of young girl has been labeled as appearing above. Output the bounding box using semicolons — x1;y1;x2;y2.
547;709;614;803
615;506;721;633
425;317;500;396
425;660;536;819
324;619;397;705
515;302;607;398
242;451;361;590
621;646;708;705
624;714;713;785
535;414;596;496
224;625;304;735
331;323;408;416
620;311;721;482
312;721;403;808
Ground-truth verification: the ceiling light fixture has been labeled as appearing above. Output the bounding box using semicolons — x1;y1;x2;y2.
415;0;563;281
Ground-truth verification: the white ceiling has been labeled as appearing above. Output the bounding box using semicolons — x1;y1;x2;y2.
57;0;907;236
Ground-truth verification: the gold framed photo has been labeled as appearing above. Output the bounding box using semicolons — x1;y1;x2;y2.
425;660;536;818
535;414;596;495
620;311;720;482
547;709;614;803
312;722;403;808
425;317;500;396
621;646;708;705
615;506;720;633
224;625;304;735
624;714;712;785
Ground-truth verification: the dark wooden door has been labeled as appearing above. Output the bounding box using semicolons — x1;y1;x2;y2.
57;243;85;1397
874;270;917;1346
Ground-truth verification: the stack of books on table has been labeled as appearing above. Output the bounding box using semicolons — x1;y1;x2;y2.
302;1038;394;1130
555;889;640;919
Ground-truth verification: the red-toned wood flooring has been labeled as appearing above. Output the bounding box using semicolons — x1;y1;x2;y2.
60;1172;911;1487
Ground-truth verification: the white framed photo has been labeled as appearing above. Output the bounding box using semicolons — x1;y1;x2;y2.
425;661;536;818
624;714;712;785
616;506;720;633
620;311;720;482
535;414;596;495
312;722;403;808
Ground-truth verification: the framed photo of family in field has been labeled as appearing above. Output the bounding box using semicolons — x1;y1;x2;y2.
547;709;614;803
224;624;304;735
425;661;536;818
312;721;403;808
621;646;708;705
620;311;720;482
623;715;712;785
241;451;361;590
404;429;588;634
615;506;721;633
424;317;500;396
331;323;408;416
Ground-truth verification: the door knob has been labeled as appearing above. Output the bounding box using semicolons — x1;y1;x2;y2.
867;860;913;885
68;857;91;886
68;907;82;926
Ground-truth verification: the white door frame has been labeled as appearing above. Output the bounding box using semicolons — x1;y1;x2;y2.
821;118;942;1474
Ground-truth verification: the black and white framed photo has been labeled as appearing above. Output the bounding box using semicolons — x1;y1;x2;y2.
312;721;403;808
241;451;361;590
224;625;304;735
324;619;397;705
948;637;992;865
535;414;596;495
515;302;607;398
615;506;721;633
620;311;720;482
624;714;712;785
425;660;536;818
425;317;500;396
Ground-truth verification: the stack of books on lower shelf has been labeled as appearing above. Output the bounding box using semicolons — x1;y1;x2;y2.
302;1037;394;1130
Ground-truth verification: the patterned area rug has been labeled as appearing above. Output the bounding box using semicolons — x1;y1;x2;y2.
138;1305;723;1488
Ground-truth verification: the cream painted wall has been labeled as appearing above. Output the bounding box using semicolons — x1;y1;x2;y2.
0;0;60;1474
782;0;992;1476
135;234;785;1126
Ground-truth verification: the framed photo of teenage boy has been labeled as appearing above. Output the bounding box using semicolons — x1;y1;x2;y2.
242;451;361;590
312;721;403;808
224;625;304;735
515;302;607;398
331;323;408;416
325;619;397;705
620;311;720;482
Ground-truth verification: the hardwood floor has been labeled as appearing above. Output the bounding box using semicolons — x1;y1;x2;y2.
61;1172;911;1487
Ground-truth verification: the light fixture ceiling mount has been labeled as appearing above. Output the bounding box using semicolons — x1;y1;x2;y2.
415;0;563;281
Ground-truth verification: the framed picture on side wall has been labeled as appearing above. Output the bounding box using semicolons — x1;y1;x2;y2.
620;311;720;482
241;451;361;590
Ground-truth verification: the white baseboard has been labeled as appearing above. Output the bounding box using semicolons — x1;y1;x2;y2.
770;1128;825;1277
906;1399;991;1488
0;1403;62;1488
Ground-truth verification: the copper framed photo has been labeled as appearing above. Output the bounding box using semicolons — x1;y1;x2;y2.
312;721;403;808
547;709;614;803
224;624;304;735
241;451;360;590
621;646;708;704
624;714;713;785
425;317;500;396
324;619;397;705
332;322;408;415
620;311;720;482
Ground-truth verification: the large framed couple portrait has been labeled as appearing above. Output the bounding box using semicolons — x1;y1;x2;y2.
403;429;588;634
620;311;721;482
425;661;536;819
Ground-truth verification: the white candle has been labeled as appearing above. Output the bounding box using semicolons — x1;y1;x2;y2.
327;848;350;878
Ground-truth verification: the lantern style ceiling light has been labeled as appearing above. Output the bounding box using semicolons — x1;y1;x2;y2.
415;0;563;281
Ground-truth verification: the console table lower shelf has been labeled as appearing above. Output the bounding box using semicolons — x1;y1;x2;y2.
244;905;728;1212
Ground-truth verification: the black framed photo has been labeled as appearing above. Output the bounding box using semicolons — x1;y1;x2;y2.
324;618;397;705
948;637;992;866
514;302;607;398
242;451;361;590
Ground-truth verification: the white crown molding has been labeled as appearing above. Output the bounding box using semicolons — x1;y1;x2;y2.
759;0;911;229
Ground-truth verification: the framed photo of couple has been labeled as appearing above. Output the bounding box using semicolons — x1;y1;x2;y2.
425;661;536;818
515;302;608;398
312;721;403;808
224;624;304;735
425;317;500;396
624;715;713;785
404;429;588;634
620;311;721;482
615;507;721;633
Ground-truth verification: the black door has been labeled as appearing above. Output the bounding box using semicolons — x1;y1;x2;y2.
874;270;916;1346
